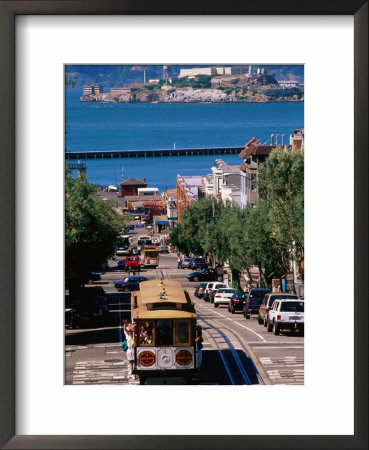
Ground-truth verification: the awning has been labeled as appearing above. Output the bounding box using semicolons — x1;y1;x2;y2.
154;221;169;225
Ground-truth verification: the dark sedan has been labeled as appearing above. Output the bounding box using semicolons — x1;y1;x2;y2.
187;268;223;282
117;259;126;271
228;291;248;314
114;275;148;291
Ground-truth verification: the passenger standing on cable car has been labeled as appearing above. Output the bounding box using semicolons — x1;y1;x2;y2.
195;324;203;371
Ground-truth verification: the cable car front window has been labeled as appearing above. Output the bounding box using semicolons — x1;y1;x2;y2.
156;320;173;346
175;320;190;345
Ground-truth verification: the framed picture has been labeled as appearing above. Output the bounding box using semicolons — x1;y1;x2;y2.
0;1;367;449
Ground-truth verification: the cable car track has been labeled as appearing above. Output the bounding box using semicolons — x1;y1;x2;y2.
160;269;263;384
199;315;253;385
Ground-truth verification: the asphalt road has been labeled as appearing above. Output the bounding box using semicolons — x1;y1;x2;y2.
65;231;304;386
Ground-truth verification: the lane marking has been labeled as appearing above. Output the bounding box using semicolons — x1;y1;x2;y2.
231;320;266;341
252;346;304;350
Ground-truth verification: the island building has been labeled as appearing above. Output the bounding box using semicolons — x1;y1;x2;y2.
82;85;103;95
279;80;299;88
110;86;140;101
178;67;232;78
178;65;263;78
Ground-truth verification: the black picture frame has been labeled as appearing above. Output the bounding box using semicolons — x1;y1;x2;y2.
0;1;367;449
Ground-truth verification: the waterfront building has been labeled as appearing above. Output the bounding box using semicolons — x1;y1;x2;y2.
119;177;147;197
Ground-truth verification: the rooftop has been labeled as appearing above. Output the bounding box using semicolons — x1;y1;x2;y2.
120;177;147;186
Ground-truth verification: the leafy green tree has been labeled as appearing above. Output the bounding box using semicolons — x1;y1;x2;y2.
170;196;224;259
258;147;304;271
65;167;123;287
243;203;285;286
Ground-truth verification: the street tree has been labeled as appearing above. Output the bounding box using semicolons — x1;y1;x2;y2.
258;147;304;271
65;167;123;287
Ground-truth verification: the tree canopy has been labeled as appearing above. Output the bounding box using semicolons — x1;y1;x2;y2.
170;147;304;287
65;168;123;287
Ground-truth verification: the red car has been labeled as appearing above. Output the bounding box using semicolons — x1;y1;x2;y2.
190;258;208;270
125;255;140;271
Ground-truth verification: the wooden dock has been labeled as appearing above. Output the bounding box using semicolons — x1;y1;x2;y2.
65;146;244;160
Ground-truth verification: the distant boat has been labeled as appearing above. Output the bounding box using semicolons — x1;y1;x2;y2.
107;185;118;192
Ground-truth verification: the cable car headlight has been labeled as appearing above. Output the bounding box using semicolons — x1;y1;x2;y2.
161;354;170;364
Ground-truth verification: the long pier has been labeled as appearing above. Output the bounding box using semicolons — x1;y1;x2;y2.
65;146;244;160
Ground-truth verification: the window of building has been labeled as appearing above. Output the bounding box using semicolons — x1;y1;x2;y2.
251;174;257;191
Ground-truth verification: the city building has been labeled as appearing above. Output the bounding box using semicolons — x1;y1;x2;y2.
119;177;147;197
201;160;246;209
137;188;159;197
290;129;304;150
238;137;278;205
162;189;178;229
176;175;203;223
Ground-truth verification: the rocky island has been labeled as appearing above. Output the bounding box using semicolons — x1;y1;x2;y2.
80;71;304;104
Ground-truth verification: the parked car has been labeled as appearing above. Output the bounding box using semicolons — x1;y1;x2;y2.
180;258;194;269
87;271;101;283
70;285;108;308
228;291;248;314
114;275;148;291
213;288;237;308
125;255;140;271
116;244;130;256
258;293;298;326
194;283;207;298
189;257;208;270
204;282;228;302
117;259;126;271
130;246;139;255
267;299;304;335
151;236;160;245
187;268;223;282
243;288;272;319
69;295;109;328
159;245;170;253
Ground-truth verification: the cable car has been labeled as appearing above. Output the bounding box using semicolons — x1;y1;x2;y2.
131;279;200;384
139;246;159;268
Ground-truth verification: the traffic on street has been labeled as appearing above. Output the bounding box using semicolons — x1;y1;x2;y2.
65;224;304;386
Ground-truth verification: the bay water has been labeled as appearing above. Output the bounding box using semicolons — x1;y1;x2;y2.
66;89;304;190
